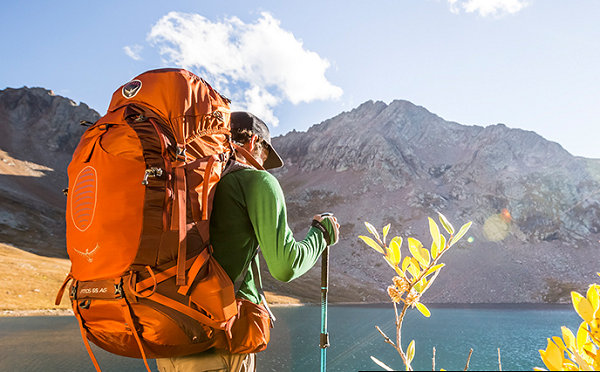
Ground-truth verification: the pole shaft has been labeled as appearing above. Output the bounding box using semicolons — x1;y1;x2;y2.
320;247;329;372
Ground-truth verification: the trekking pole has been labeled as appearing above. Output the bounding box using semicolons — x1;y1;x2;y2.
313;213;333;372
320;245;330;372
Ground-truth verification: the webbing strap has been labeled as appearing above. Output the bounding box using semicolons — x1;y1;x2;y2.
201;155;217;221
119;297;151;372
135;255;197;292
148;118;172;231
232;144;265;171
177;247;210;296
174;166;187;286
72;301;102;372
145;291;226;330
55;272;73;305
250;257;276;325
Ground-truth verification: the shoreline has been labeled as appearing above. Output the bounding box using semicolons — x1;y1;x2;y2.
1;302;572;317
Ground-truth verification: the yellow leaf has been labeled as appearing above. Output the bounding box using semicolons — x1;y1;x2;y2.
541;338;563;371
384;255;398;270
414;278;426;293
562;326;576;350
391;236;403;248
407;340;415;364
383;224;391;244
407;262;420;280
394;265;407;279
552;336;567;352
438;212;455;235
401;256;411;275
370;356;394;371
409;238;428;268
416;302;431;317
425;263;445;277
449;221;472;247
577;321;589;352
428;217;442;253
573;291;594;324
420;246;431;267
359;235;384;254
587;285;600;311
364;222;381;241
389;239;402;266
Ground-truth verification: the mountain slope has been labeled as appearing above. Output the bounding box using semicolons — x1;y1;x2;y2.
271;100;600;303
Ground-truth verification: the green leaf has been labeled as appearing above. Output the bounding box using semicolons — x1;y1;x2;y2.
407;340;415;364
428;217;441;253
416;302;431;317
414;278;427;293
438;213;455;235
359;235;384;254
449;221;473;247
364;222;381;242
383;224;391;244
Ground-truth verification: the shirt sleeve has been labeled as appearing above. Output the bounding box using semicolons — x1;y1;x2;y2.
244;171;328;282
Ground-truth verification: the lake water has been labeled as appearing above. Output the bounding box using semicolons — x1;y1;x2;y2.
0;304;580;371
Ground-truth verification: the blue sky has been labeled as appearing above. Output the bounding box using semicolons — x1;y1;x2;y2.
2;1;599;158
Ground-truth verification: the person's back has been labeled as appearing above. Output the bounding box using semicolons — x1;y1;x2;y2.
156;112;339;372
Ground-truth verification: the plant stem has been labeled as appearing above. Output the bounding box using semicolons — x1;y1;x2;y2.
464;348;473;371
497;348;502;371
432;347;436;371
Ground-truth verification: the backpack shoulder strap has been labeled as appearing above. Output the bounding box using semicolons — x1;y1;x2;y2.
234;248;276;324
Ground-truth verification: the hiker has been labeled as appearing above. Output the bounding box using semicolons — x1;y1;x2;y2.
155;111;340;372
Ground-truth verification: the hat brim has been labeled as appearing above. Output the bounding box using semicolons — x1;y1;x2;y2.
263;143;284;170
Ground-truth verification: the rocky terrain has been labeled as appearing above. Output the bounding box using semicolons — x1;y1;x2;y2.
271;100;600;303
1;87;599;306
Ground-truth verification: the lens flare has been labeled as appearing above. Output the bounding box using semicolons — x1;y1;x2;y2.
483;210;512;242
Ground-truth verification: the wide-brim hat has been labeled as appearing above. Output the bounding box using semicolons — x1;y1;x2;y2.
230;111;284;170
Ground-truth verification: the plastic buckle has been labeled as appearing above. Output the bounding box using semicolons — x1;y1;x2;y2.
176;146;187;162
114;281;124;299
70;282;78;300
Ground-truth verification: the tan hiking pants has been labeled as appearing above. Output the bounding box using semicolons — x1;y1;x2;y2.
156;350;255;372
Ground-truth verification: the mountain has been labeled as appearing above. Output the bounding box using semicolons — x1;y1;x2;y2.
0;87;98;257
270;100;600;303
2;87;599;303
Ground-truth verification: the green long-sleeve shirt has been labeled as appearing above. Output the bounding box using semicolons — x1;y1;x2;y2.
209;166;330;304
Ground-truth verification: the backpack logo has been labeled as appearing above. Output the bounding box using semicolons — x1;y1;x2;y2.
71;166;97;232
122;79;142;99
74;244;99;263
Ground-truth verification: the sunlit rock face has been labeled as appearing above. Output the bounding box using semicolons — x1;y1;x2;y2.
2;87;599;303
0;87;98;256
272;100;600;303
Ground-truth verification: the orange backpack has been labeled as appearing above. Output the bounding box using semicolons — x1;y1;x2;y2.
56;68;242;371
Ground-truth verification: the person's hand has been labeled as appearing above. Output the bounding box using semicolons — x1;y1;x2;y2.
312;213;340;246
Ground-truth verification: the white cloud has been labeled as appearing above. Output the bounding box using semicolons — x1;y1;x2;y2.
147;11;342;127
448;0;529;17
123;44;143;60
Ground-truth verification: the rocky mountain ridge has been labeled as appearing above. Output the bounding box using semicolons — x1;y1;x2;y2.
2;87;599;303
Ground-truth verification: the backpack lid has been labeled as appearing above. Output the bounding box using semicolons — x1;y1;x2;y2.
107;68;230;145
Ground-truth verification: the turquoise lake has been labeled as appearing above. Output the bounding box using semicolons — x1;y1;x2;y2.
0;304;580;371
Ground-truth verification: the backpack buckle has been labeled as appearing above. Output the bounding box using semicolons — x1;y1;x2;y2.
114;281;124;299
176;146;187;162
